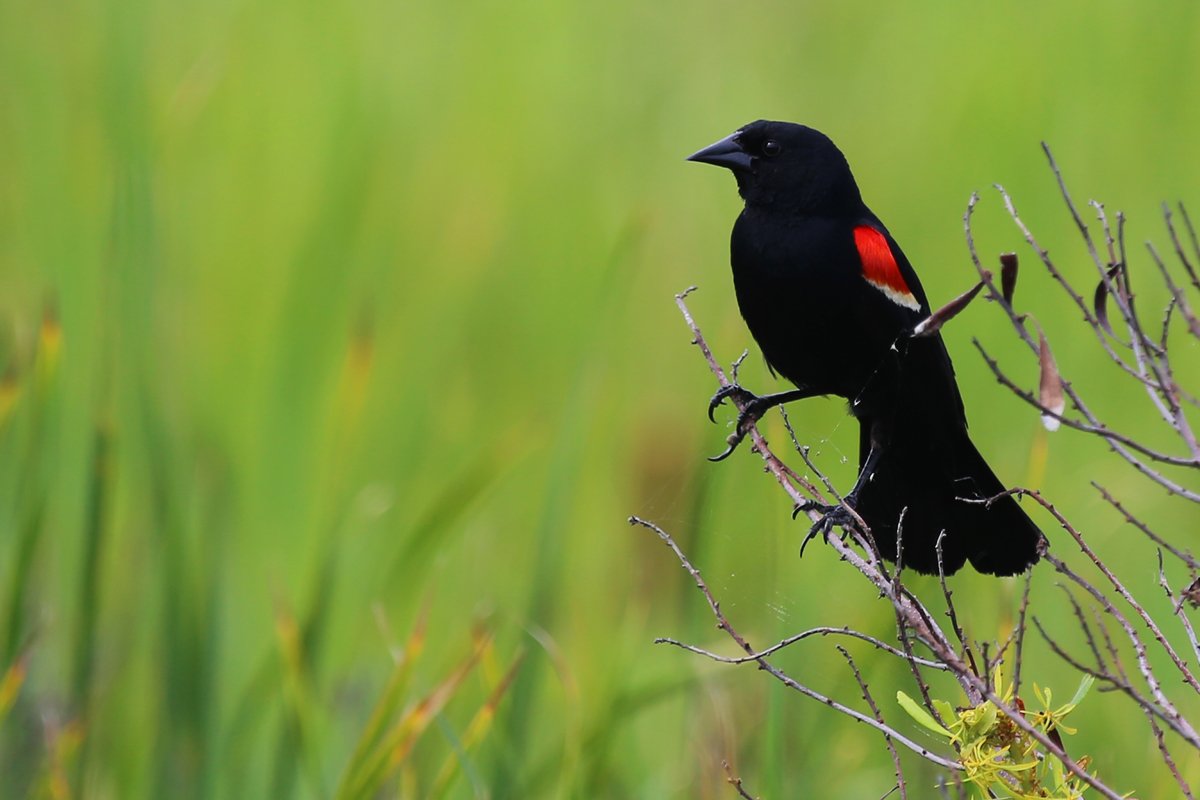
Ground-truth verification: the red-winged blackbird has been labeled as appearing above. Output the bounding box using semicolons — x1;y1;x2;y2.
688;120;1043;576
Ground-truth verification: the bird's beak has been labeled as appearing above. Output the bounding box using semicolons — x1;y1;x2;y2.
686;132;754;172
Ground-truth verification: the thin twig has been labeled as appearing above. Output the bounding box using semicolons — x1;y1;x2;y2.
1179;203;1200;274
964;193;1036;351
1032;616;1112;684
1092;607;1129;685
1060;584;1105;672
655;626;950;669
1165;202;1200;295
1013;572;1032;700
1094;484;1200;570
777;407;831;505
839;646;907;800
1148;714;1196;800
1157;550;1200;677
1091;200;1119;268
1042;143;1105;274
893;518;951;729
975;339;1200;501
936;531;978;678
991;183;1145;381
1041;604;1194;799
722;761;759;800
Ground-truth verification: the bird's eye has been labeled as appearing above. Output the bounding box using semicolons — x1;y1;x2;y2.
762;140;782;156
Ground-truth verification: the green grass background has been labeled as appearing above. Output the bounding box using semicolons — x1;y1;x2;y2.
1;0;1200;797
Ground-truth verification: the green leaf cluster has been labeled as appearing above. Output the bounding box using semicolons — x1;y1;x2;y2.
898;671;1099;799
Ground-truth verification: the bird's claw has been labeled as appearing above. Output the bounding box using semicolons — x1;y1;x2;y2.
792;500;836;520
707;384;770;461
707;434;741;463
707;383;756;423
799;500;860;557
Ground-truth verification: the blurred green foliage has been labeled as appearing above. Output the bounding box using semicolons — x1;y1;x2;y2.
0;0;1199;797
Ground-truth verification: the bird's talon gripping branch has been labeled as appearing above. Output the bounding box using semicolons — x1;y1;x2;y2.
800;503;857;557
707;383;756;423
707;385;818;462
706;384;772;461
793;499;835;520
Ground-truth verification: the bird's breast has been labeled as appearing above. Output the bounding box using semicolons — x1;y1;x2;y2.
729;212;912;399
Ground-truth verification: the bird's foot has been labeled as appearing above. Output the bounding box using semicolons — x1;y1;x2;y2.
798;499;861;557
707;383;774;462
792;499;835;520
707;383;757;423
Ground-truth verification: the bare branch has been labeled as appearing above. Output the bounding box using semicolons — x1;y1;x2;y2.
1148;238;1200;341
992;182;1179;408
839;646;907;800
676;290;969;697
890;515;968;728
1012;571;1032;700
723;761;760;800
654;626;950;669
1058;584;1107;672
1149;714;1195;800
1165;202;1200;296
1157;550;1200;682
1032;616;1112;684
964;193;1036;352
935;532;978;678
968;188;1200;516
1042;142;1106;274
1094;484;1200;570
1090;200;1119;268
1179;203;1200;274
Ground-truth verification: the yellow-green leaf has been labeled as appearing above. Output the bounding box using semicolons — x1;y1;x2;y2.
1068;674;1095;709
966;702;998;739
896;691;952;738
995;780;1027;800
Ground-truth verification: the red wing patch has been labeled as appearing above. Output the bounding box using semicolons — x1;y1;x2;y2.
854;225;920;311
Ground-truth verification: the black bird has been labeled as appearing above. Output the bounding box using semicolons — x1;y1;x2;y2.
688;120;1043;576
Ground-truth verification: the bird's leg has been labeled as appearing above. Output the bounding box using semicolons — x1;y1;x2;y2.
799;425;886;556
707;386;818;462
843;433;884;507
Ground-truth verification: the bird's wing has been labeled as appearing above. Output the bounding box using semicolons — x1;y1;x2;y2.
851;219;931;315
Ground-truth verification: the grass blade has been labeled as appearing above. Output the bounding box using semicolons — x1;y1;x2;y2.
332;603;430;800
425;650;525;800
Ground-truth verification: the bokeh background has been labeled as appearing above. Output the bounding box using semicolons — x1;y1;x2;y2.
2;0;1200;797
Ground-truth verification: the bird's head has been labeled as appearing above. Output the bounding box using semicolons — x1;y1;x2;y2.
687;120;863;213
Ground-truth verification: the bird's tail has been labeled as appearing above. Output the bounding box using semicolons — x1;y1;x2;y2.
855;339;1044;576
